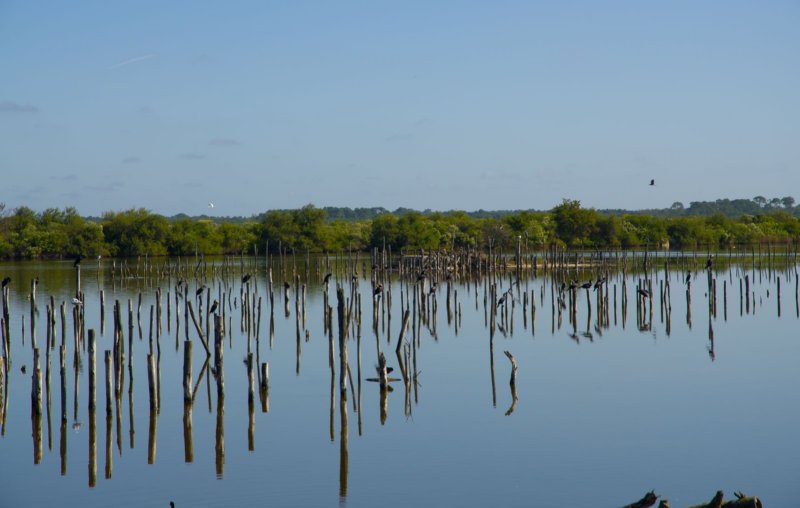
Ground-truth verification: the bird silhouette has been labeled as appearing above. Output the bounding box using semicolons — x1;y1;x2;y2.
685;271;691;284
283;281;290;290
323;273;332;285
209;300;219;314
705;257;713;270
1;276;10;288
581;281;592;290
196;285;206;297
649;179;655;186
73;255;83;267
637;288;650;298
241;273;251;284
373;284;383;296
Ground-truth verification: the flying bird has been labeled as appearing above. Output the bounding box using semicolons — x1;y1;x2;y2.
208;202;215;209
649;179;655;186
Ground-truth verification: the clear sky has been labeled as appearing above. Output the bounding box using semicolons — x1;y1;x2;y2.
1;1;798;217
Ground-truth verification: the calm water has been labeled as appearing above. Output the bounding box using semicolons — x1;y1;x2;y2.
0;258;798;507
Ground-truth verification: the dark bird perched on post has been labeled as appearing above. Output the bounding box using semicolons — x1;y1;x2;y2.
568;280;578;291
416;271;426;282
497;293;508;307
581;281;592;290
195;285;206;298
621;489;658;508
323;273;332;285
241;273;251;284
283;281;290;290
705;257;713;270
685;271;691;284
429;281;437;295
209;300;218;314
73;255;83;267
373;284;383;297
637;288;650;298
1;276;10;288
593;276;607;290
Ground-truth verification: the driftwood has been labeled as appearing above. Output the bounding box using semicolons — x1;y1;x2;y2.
622;490;763;508
687;490;724;508
622;490;658;508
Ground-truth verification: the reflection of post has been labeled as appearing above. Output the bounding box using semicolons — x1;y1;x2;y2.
215;391;225;477
489;335;497;408
60;418;67;476
338;390;349;499
247;352;254;452
104;412;112;479
147;407;157;465
183;402;194;463
707;314;715;362
503;351;518;416
32;411;43;464
88;407;96;487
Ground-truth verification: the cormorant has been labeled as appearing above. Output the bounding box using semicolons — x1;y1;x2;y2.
241;273;251;284
636;288;650;298
1;276;10;288
373;284;383;296
649;179;655;186
705;257;713;270
209;300;219;314
73;255;83;267
323;273;332;285
685;271;691;284
283;281;290;290
581;281;592;290
196;285;206;297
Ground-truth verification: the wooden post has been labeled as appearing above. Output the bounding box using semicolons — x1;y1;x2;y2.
104;351;113;417
183;340;193;402
146;353;157;411
88;330;96;411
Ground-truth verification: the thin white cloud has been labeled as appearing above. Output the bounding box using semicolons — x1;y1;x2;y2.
107;54;155;70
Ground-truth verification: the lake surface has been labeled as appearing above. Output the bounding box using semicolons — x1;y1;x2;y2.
0;256;798;507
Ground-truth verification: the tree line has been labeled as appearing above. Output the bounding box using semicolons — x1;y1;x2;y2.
0;200;798;260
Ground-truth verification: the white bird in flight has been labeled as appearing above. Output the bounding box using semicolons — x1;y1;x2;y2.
208;202;215;209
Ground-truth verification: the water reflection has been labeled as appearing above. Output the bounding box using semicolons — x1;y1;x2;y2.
0;253;798;505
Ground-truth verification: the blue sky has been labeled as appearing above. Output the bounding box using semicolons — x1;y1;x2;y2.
1;1;798;216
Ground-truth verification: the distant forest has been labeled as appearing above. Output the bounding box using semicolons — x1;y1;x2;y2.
0;196;798;260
